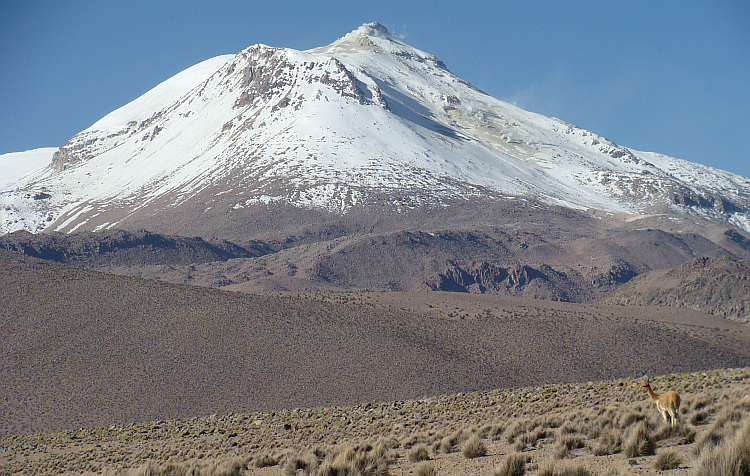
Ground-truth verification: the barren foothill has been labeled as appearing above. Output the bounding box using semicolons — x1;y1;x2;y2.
3;250;750;438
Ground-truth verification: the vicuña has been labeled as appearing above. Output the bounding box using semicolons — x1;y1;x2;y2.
640;377;681;426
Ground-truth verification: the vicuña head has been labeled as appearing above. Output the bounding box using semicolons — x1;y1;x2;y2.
639;376;681;426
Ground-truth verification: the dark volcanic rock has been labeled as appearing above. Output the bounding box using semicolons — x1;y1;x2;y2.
428;261;580;301
0;229;274;267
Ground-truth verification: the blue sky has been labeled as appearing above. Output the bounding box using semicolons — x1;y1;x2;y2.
2;1;748;178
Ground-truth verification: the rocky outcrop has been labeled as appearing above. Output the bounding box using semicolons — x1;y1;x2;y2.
428;261;581;301
603;255;750;324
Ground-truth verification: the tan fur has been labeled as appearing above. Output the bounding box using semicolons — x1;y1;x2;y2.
640;378;681;426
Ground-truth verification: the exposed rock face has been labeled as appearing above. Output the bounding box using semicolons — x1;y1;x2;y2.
725;229;750;250
428;261;576;300
0;229;273;267
672;188;745;215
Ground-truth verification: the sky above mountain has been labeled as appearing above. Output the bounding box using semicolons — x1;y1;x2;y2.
1;0;748;179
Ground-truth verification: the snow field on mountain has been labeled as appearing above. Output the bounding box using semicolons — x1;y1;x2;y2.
1;22;749;235
0;148;56;190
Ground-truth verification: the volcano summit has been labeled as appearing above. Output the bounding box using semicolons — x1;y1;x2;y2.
2;22;749;239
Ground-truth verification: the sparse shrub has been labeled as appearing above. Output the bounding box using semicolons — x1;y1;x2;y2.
493;452;529;476
654;451;682;470
414;461;437;476
462;434;487;458
623;421;655;457
408;444;430;462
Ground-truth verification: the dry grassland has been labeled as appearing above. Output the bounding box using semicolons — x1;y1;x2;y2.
2;368;749;475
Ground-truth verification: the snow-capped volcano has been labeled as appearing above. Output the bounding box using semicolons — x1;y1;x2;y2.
2;22;749;236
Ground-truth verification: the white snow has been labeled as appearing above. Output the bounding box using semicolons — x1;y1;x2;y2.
2;23;749;235
87;55;234;131
0;148;56;190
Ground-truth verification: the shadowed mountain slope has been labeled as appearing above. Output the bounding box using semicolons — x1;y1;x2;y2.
2;250;750;434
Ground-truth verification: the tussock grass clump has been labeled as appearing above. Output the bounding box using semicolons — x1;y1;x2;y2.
493;452;529;476
462;434;487;458
505;419;535;443
414;461;437;476
559;421;587;436
690;410;710;426
407;444;430;463
618;411;646;429
538;415;564;429
254;452;279;468
622;420;655;457
486;423;505;440
314;443;391;476
282;451;319;476
436;429;467;454
514;427;550;451
553;435;584;459
120;458;247;476
654;451;682;470
538;461;593;476
691;421;750;476
654;421;696;444
690;395;712;412
592;428;622;455
694;406;743;455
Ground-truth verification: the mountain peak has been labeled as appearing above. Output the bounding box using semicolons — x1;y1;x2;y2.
355;22;392;38
2;23;750;237
324;22;402;52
